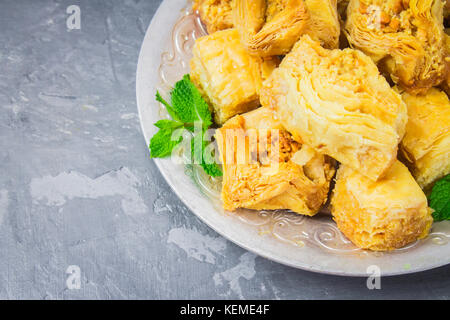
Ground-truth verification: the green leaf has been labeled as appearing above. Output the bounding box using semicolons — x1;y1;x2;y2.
201;162;223;177
429;174;450;221
156;91;180;122
191;131;222;177
154;119;183;129
171;74;212;128
149;127;183;158
150;75;219;178
191;132;203;165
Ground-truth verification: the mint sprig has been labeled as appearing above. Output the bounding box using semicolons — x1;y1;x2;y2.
429;174;450;221
149;126;182;158
171;75;212;129
191;131;223;177
149;75;222;177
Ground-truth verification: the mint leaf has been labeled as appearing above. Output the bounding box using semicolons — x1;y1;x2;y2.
150;75;219;178
149;127;183;158
200;135;222;177
191;132;222;177
201;161;223;178
191;131;203;165
171;74;212;128
154;119;183;129
156;91;180;122
429;175;450;221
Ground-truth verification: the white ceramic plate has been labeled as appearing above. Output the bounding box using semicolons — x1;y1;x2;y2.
136;0;450;276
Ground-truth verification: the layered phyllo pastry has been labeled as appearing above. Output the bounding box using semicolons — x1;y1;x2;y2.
216;107;336;215
345;0;449;94
261;35;407;181
190;29;279;125
400;87;450;190
331;161;432;251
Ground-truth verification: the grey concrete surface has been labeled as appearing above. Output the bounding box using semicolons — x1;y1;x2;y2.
0;0;448;300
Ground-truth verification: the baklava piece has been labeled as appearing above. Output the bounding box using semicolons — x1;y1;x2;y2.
400;87;450;190
232;0;340;56
345;0;449;94
190;29;279;125
232;0;309;56
216;107;336;215
303;0;341;49
193;0;234;33
331;161;433;251
261;35;407;181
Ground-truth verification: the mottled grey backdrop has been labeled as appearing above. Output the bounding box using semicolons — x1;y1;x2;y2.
0;0;448;299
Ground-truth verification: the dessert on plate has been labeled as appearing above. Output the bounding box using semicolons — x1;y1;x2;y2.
149;0;450;251
260;35;407;181
400;87;450;190
345;0;449;94
216;107;336;215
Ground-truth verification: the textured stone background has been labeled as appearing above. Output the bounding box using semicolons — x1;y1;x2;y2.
0;0;449;299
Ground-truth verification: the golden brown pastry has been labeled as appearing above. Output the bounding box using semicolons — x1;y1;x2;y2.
331;161;433;251
345;0;449;94
261;35;407;181
232;0;340;56
216;107;336;215
190;29;279;125
193;0;234;33
232;0;310;56
400;87;450;190
303;0;341;49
